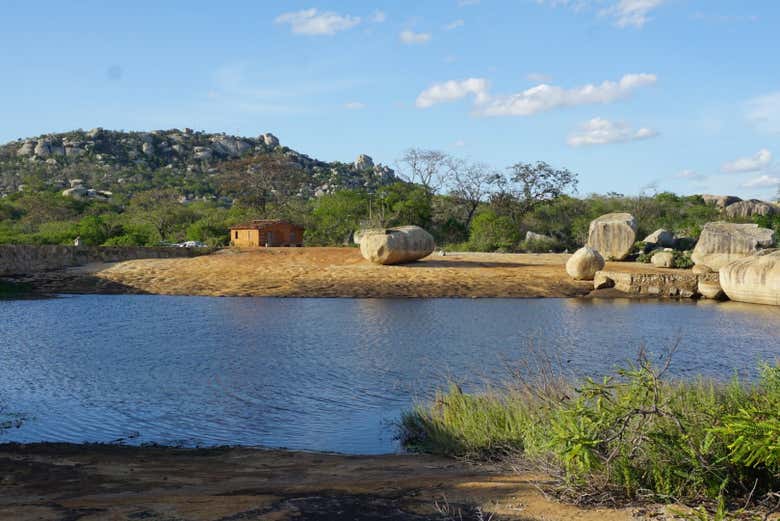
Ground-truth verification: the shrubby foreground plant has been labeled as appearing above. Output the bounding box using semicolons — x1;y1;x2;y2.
400;347;779;512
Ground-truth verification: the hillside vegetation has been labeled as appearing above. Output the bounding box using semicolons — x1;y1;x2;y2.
1;130;778;248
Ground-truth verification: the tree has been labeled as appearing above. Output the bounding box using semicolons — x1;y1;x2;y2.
468;210;520;252
218;155;307;214
449;160;501;229
307;190;369;245
491;161;578;227
376;182;432;228
397;148;455;194
128;188;194;242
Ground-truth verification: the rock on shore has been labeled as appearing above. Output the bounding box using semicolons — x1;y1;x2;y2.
566;246;605;280
719;250;780;306
359;226;435;265
587;213;637;260
691;222;775;271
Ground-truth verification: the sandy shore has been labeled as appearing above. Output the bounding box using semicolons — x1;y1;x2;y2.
0;442;648;520
87;247;604;298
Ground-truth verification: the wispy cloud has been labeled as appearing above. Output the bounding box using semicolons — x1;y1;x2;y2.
526;72;553;83
743;175;780;188
567;117;658;146
344;101;366;110
746;92;780;134
457;0;480;6
275;8;360;35
722;149;772;173
444;19;465;30
371;10;387;23
692;12;759;23
676;169;707;182
400;29;432;44
536;0;667;28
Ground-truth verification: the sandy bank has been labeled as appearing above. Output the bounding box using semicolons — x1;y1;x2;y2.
90;248;608;298
0;442;643;520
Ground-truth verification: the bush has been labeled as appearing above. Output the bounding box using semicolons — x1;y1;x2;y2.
468;210;520;252
400;352;780;507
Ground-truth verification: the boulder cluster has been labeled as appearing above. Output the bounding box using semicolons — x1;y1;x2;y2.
566;207;778;306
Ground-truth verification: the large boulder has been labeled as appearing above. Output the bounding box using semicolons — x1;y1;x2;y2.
643;228;675;248
566;246;605;280
724;199;777;219
359;226;435;265
691;222;775;271
587;213;637;260
719;250;780;306
701;194;741;209
525;231;554;242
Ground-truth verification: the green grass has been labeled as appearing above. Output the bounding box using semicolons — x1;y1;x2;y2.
400;350;780;509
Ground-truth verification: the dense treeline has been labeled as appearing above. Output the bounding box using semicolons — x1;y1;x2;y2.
1;148;778;249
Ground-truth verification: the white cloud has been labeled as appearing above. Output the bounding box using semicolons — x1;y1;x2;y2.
444;55;457;63
721;149;772;173
400;30;431;44
567;117;658;146
416;74;656;115
416;78;490;108
526;72;553;83
454;139;466;147
371;10;386;23
742;175;780;188
536;0;666;28
477;73;657;116
458;0;480;6
275;9;360;35
746;92;780;134
444;19;465;30
344;101;366;110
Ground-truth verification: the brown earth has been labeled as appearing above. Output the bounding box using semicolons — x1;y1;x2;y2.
86;247;622;298
0;443;647;521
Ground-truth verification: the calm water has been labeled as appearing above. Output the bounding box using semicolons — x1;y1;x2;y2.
1;296;779;454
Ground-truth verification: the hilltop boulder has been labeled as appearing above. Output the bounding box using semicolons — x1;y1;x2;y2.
566;246;605;280
359;226;435;265
262;133;279;147
354;154;374;170
587;212;637;260
719;250;780;306
691;222;775;271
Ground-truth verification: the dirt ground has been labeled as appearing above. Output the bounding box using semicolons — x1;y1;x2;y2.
87;247;605;298
0;443;648;521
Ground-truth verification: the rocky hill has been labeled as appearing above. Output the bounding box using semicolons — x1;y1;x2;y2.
0;128;397;201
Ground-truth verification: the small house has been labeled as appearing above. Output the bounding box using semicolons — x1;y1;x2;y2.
230;220;304;247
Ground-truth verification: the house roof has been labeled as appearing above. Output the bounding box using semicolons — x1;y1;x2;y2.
230;219;304;230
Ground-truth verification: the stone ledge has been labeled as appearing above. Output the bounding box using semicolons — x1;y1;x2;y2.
594;269;719;298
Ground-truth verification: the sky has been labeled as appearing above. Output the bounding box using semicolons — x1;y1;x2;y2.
1;0;779;199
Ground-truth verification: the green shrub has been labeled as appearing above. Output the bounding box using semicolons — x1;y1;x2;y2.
400;354;780;506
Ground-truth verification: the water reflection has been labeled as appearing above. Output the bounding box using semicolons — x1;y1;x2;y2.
0;295;778;454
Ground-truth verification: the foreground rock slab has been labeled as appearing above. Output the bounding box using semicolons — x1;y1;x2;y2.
691;222;775;271
0;443;638;521
720;250;780;306
587;213;637;260
360;226;436;265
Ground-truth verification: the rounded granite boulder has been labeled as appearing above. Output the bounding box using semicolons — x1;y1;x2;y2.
566;246;605;281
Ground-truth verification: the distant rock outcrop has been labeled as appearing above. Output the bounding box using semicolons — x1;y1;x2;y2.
359;226;435;265
587;213;637;260
719;250;780;306
0;129;399;198
691;222;775;271
701;195;741;209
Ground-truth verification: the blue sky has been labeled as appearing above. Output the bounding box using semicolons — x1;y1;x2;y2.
2;0;779;198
